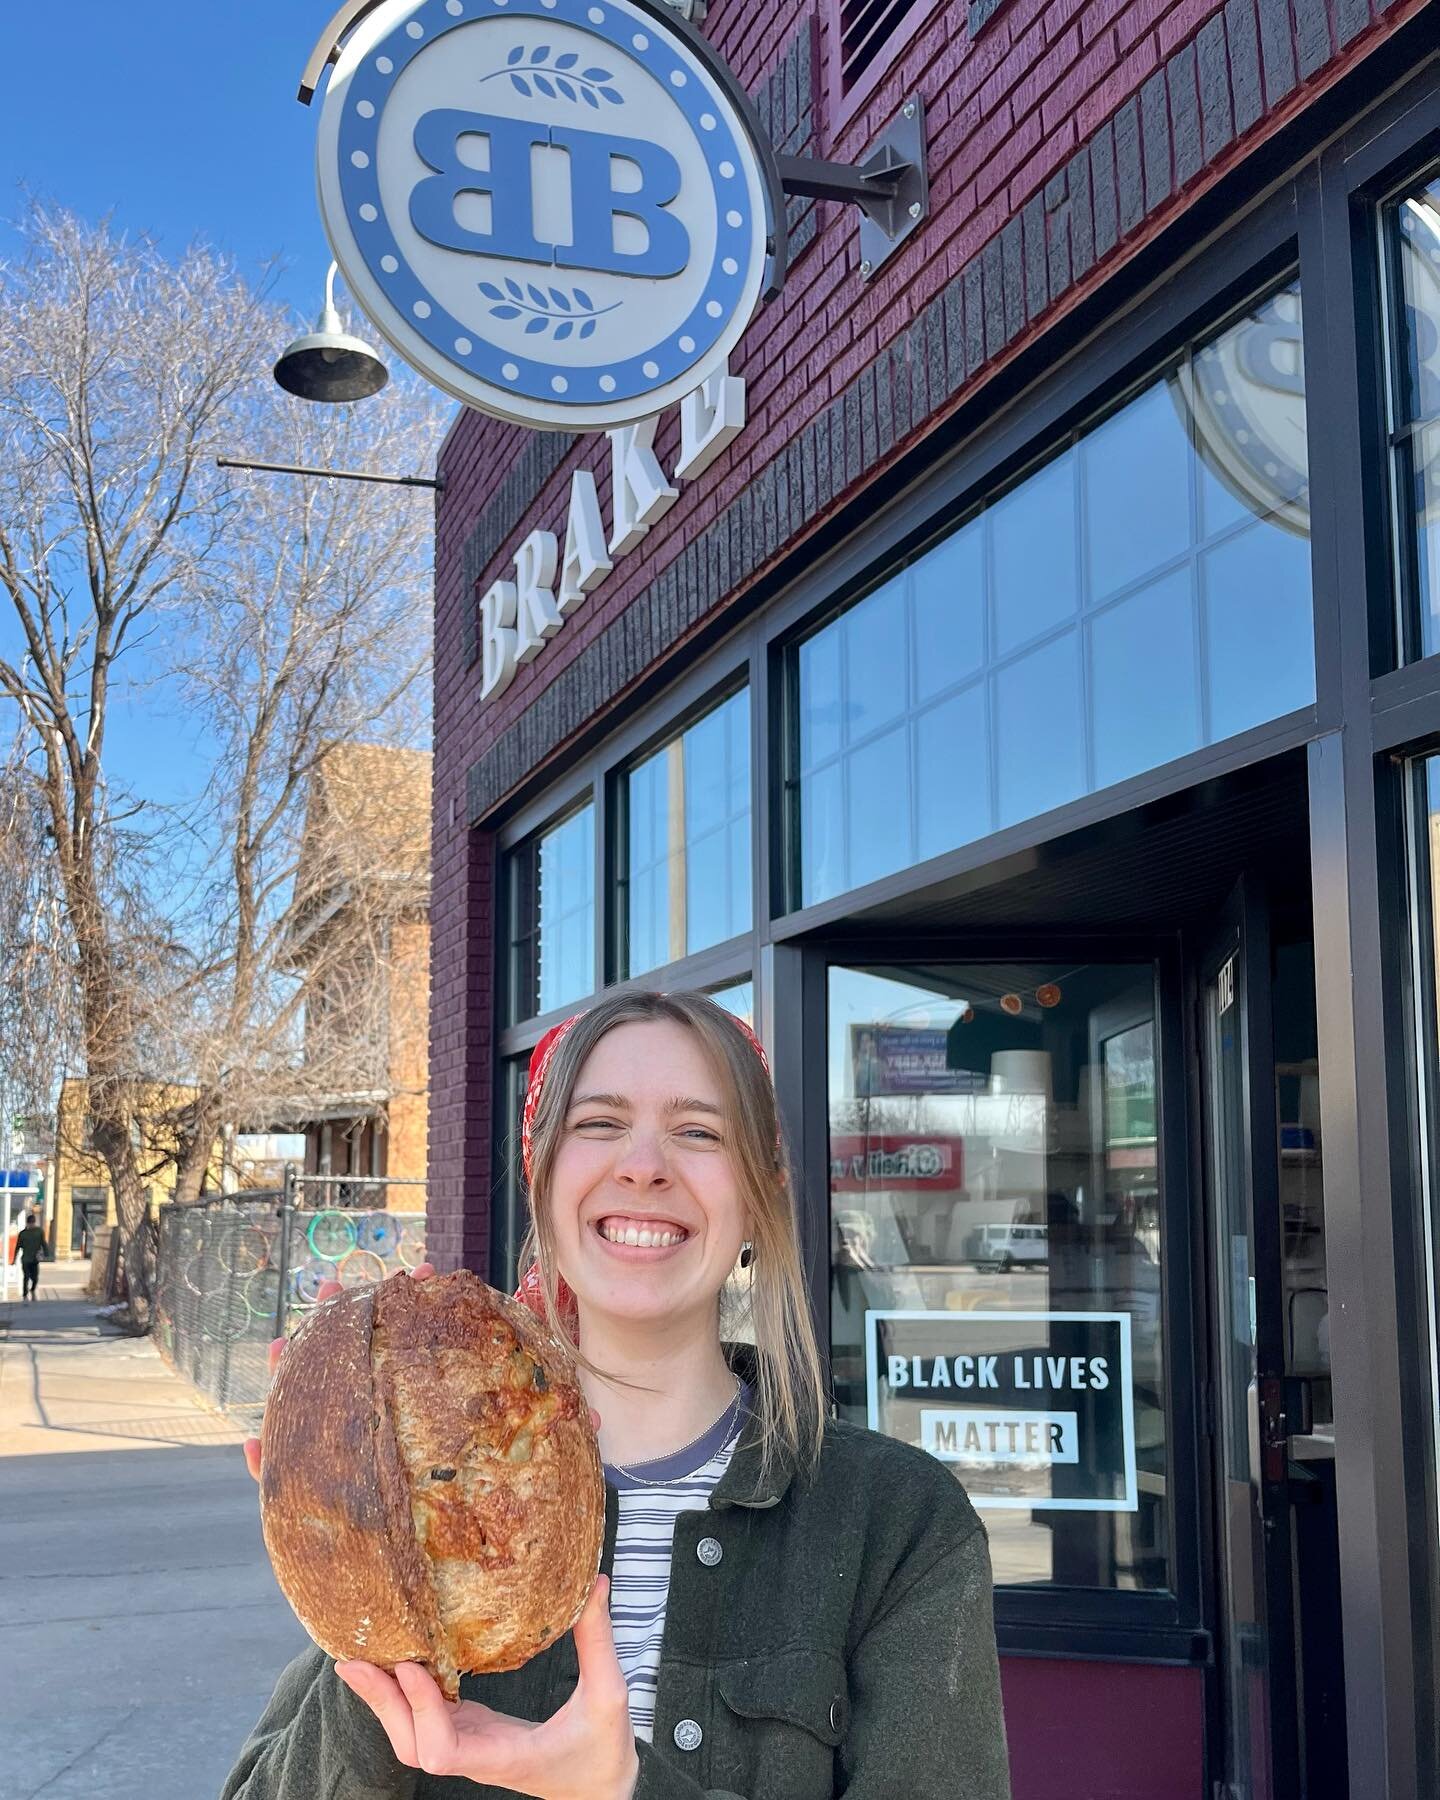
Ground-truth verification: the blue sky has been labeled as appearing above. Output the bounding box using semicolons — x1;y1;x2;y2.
4;2;337;317
2;4;368;809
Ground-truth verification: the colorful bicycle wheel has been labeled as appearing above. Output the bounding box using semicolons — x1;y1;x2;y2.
337;1248;387;1289
290;1261;330;1306
203;1292;252;1345
358;1212;399;1257
397;1218;427;1270
245;1266;281;1320
218;1222;271;1276
307;1210;358;1261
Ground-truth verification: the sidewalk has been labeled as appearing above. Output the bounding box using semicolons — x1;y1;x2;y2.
0;1262;308;1800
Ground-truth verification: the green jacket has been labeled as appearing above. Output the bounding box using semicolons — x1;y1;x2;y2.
223;1412;1011;1800
12;1224;45;1263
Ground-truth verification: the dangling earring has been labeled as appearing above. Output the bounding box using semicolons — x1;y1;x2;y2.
739;1241;754;1269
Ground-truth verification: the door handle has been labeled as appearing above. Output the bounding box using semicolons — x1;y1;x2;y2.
1258;1374;1288;1485
1247;1377;1289;1487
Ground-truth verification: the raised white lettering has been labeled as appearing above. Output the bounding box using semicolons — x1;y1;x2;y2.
674;367;746;481
480;579;518;703
608;416;678;556
557;470;612;616
888;1354;908;1390
514;530;562;664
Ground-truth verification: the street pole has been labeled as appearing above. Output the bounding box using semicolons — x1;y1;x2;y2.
273;1164;296;1343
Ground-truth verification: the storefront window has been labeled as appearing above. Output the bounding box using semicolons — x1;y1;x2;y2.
829;962;1169;1592
1407;759;1440;1541
791;281;1313;909
1382;172;1440;661
491;1058;530;1291
707;979;755;1024
506;802;595;1023
619;689;751;977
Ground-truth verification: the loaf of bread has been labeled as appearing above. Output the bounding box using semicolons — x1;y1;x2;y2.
260;1268;604;1698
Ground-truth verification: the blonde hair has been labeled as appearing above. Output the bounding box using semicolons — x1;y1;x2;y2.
518;990;827;1481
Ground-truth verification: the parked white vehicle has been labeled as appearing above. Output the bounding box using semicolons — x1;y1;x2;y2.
967;1222;1049;1271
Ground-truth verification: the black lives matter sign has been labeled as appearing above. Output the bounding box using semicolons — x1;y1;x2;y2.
864;1311;1137;1512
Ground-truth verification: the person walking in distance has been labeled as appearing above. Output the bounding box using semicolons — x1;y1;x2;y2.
11;1212;46;1302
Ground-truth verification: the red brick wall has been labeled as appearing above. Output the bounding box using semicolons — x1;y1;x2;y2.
429;0;1431;1268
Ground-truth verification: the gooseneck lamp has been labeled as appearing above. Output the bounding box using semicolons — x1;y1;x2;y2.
273;262;390;403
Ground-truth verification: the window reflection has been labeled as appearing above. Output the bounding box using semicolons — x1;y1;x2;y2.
622;689;751;978
791;280;1314;910
829;963;1169;1592
506;803;595;1023
492;1057;529;1292
1383;176;1440;660
537;807;594;1016
707;979;755;1025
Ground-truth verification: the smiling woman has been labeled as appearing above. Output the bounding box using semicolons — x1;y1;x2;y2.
223;989;1011;1800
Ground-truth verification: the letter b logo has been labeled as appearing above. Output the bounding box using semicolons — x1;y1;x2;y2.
411;109;690;278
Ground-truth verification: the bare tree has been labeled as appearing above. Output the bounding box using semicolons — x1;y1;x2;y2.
155;390;439;1203
0;745;80;1144
0;205;443;1324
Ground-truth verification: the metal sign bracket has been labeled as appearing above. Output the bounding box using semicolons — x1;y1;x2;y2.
776;96;929;279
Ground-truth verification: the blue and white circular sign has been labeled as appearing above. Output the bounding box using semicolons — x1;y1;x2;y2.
317;0;776;429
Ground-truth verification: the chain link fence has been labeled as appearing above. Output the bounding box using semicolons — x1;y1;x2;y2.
152;1170;427;1428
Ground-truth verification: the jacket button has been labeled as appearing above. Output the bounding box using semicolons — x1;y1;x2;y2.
829;1698;842;1732
673;1719;703;1752
696;1536;723;1566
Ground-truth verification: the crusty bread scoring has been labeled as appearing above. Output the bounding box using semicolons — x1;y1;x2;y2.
260;1269;604;1697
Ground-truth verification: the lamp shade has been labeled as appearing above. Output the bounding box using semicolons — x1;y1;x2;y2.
274;304;390;403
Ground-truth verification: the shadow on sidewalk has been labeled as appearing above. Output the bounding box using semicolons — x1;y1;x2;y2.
0;1440;308;1800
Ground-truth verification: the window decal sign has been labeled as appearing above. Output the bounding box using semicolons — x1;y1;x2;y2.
316;0;779;429
865;1310;1138;1512
850;1025;986;1096
829;1133;964;1192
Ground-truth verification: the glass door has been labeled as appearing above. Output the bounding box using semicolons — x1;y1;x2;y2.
1199;887;1300;1800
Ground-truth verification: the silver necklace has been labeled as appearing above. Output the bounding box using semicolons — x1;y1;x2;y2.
609;1376;744;1488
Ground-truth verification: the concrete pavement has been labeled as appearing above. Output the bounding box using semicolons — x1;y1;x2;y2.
0;1261;309;1799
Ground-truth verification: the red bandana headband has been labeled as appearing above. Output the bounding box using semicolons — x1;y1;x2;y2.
513;1006;774;1332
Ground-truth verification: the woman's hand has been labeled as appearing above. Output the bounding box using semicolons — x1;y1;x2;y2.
334;1577;638;1800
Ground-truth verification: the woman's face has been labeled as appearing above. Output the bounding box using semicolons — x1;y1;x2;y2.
548;1018;747;1331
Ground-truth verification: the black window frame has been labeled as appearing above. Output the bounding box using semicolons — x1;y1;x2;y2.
813;933;1206;1663
776;263;1315;921
1376;152;1440;671
502;792;598;1029
607;669;754;988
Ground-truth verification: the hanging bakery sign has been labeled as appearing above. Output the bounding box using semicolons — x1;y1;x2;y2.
1172;283;1310;534
306;0;782;431
300;0;928;431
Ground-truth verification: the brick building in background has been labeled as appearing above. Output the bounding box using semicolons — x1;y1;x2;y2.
424;0;1440;1794
285;743;431;1201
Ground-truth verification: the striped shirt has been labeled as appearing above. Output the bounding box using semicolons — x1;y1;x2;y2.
603;1386;750;1743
